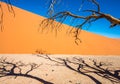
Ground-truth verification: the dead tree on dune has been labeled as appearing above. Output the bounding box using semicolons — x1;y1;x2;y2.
40;0;120;44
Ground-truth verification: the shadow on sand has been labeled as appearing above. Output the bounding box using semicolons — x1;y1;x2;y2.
0;57;53;84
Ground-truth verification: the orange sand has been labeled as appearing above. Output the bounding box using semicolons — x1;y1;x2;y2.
0;2;120;55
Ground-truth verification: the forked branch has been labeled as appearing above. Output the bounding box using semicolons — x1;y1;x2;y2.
40;0;120;45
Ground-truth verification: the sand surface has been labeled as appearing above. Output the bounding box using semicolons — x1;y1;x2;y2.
0;54;120;84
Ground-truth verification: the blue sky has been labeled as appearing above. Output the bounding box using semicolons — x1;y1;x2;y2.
2;0;120;38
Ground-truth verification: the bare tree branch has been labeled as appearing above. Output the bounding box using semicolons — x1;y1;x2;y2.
48;0;56;17
40;0;120;45
88;0;100;12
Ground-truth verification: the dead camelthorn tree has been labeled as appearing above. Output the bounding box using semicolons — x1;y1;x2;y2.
1;0;120;43
40;0;120;44
36;53;120;84
0;57;53;84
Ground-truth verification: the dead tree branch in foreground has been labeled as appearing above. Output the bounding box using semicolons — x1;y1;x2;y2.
40;0;120;45
36;53;120;84
0;57;53;84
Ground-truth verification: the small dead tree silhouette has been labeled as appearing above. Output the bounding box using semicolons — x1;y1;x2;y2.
36;53;120;84
40;0;120;44
0;57;53;84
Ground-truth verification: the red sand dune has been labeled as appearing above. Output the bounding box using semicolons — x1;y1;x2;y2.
0;2;120;55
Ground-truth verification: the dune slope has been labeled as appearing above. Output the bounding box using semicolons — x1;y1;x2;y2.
0;2;120;55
